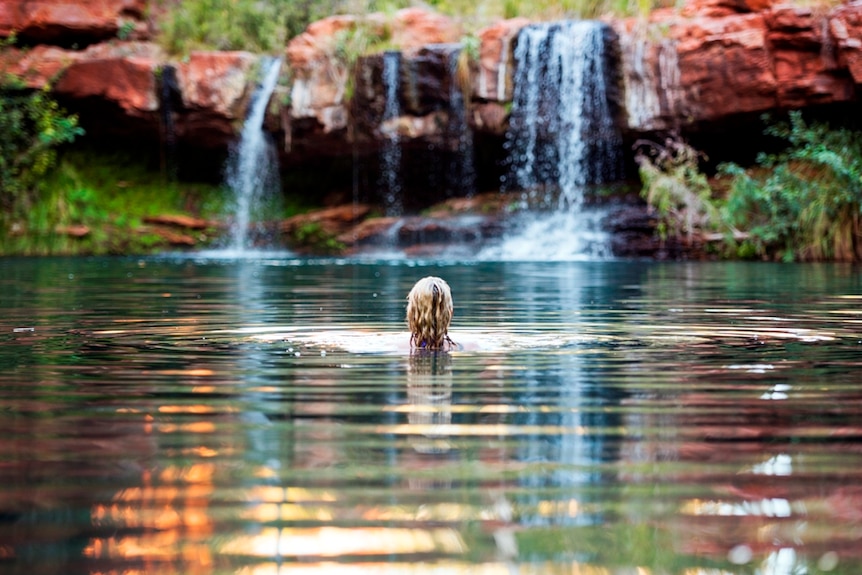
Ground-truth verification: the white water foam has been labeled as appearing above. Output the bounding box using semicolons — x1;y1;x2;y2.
479;208;612;261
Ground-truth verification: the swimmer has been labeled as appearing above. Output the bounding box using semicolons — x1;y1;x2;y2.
406;276;457;351
259;276;479;354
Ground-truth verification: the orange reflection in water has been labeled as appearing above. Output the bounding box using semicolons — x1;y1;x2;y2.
84;461;216;573
221;525;466;558
234;562;617;575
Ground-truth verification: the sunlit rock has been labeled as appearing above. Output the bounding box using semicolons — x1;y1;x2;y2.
474;17;529;103
1;41;162;105
285;14;357;127
0;0;149;44
766;5;855;108
55;41;162;115
175;51;256;118
681;0;778;18
391;7;461;52
0;43;83;87
173;51;259;144
674;13;777;120
284;8;460;158
615;0;862;132
829;1;862;84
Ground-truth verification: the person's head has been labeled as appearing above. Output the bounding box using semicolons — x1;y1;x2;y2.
406;276;453;350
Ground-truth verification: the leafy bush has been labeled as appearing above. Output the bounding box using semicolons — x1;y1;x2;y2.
1;50;84;222
159;0;291;54
291;221;346;254
720;112;862;262
634;134;721;241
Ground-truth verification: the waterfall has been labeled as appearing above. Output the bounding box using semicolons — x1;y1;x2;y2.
445;47;475;198
223;56;282;253
485;21;622;261
379;51;403;217
159;65;180;181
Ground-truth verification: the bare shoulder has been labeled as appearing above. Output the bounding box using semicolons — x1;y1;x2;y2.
447;332;481;351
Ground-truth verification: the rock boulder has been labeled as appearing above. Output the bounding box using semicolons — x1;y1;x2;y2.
0;0;149;45
53;41;161;115
172;50;259;145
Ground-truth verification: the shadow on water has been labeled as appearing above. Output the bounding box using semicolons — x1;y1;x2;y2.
0;258;861;574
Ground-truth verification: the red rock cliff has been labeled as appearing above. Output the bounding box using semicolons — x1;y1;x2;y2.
1;0;861;167
613;0;862;131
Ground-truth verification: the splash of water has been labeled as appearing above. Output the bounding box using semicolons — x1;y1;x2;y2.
486;21;622;261
223;57;283;254
380;51;403;217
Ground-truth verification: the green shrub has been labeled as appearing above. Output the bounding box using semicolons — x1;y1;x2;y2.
292;221;346;254
159;0;290;54
720;112;862;262
285;0;408;39
634;135;721;241
1;41;84;224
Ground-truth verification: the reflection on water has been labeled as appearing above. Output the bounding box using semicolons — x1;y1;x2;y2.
406;351;454;455
0;258;861;574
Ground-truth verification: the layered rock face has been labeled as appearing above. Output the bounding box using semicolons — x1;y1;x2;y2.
284;8;463;160
2;0;862;177
0;0;261;149
0;0;148;45
614;0;862;132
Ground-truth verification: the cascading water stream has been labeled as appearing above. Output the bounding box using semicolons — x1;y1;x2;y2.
379;51;403;217
483;21;622;261
159;65;179;181
223;57;283;254
445;46;475;198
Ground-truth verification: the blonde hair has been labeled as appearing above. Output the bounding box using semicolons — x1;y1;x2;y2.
406;276;454;350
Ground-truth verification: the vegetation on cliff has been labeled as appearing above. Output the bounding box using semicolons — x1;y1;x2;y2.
637;112;862;262
1;148;231;256
1;35;218;256
1;36;85;252
3;3;860;259
159;0;291;54
157;0;664;55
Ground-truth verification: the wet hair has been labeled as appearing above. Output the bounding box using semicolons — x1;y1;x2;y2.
406;276;454;350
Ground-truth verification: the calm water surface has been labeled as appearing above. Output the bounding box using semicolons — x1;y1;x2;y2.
1;257;861;575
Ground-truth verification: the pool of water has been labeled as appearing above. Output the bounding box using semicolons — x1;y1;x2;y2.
1;257;861;574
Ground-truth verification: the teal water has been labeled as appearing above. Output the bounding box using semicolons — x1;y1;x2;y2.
1;257;861;575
